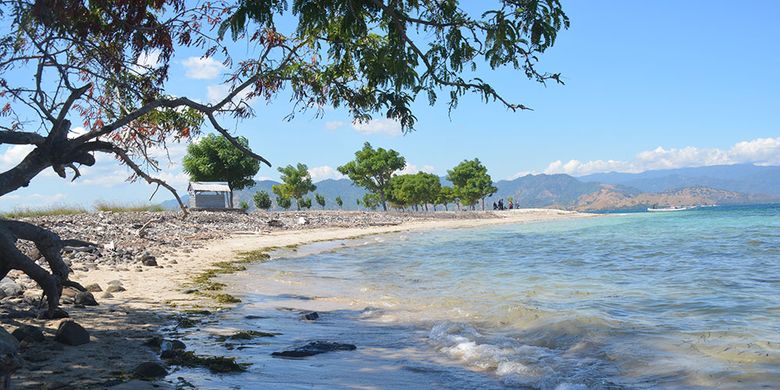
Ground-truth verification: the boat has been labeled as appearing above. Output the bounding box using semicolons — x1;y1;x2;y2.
647;205;693;212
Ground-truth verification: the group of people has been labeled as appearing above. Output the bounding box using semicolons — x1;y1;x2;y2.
492;199;513;210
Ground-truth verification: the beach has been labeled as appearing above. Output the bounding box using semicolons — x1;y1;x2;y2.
0;208;591;389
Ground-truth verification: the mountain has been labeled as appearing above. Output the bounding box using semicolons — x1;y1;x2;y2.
580;164;780;196
163;165;780;212
574;185;775;211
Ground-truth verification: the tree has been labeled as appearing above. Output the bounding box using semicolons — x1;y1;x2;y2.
239;200;249;210
299;197;313;210
335;196;344;209
253;191;272;210
0;0;568;318
447;159;497;210
389;172;440;211
272;164;316;211
276;195;292;210
437;186;456;211
338;143;406;211
361;194;381;211
315;193;326;209
183;134;260;208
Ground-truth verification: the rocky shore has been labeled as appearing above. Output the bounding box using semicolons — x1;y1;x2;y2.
0;209;584;389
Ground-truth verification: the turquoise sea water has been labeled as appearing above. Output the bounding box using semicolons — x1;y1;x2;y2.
175;205;780;389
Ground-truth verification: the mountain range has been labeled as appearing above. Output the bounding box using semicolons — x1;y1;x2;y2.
162;164;780;212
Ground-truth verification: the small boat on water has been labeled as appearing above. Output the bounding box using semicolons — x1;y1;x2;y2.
647;205;693;212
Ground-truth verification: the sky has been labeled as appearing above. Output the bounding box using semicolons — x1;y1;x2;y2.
1;0;779;210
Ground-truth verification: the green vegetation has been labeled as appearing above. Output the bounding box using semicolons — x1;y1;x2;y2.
182;134;261;208
338;143;406;211
162;350;248;373
436;186;456;211
389;172;441;211
315;193;326;209
215;330;279;342
238;200;249;211
253;191;272;210
272;163;316;211
276;195;292;210
447;159;497;210
94;201;165;213
214;293;241;304
335;196;343;208
1;205;87;219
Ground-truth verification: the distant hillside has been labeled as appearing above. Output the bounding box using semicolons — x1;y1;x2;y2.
574;185;776;211
486;174;627;208
163;165;780;211
580;164;780;196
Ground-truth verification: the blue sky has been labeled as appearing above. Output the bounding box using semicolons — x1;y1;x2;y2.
1;0;779;210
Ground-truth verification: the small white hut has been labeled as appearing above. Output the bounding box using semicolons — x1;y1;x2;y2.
187;182;232;209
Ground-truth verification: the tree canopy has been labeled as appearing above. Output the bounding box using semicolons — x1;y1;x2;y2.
272;163;316;210
182;134;260;195
253;190;272;210
0;0;568;318
389;172;441;211
447;159;496;210
338;142;406;211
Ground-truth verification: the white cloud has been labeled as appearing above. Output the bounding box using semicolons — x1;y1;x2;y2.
2;193;66;205
325;121;344;130
0;145;35;170
544;137;780;176
352;119;403;136
308;165;345;181
183;57;225;80
397;163;436;175
206;84;253;106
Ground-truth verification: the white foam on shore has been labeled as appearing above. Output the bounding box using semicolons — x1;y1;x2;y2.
428;321;587;389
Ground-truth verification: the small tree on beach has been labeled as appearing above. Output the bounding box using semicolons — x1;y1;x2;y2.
447;159;497;210
338;143;406;212
335;196;344;209
253;191;273;210
276;196;292;210
273;164;316;210
299;197;313;210
315;193;326;209
437;187;455;211
183;134;260;208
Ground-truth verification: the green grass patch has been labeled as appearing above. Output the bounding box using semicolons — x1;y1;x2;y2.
162;350;249;373
94;201;165;213
215;330;279;342
213;293;241;304
1;205;87;218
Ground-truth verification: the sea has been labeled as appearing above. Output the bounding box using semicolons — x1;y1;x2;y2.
170;204;780;389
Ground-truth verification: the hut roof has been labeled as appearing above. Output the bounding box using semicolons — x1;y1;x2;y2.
188;182;231;192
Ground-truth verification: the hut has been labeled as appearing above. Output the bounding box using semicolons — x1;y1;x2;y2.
187;182;232;209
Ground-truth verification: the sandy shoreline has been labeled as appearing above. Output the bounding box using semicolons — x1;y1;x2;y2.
4;209;593;389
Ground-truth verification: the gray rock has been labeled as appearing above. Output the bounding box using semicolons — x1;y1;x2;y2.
141;255;158;266
132;361;167;379
271;341;356;358
106;285;126;293
0;327;22;375
300;311;319;321
0;278;23;297
37;308;69;320
12;325;45;343
85;283;103;292
107;280;123;287
74;291;98;306
101;291;114;299
54;320;90;346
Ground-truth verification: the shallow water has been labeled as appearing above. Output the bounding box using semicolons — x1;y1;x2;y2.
174;205;780;389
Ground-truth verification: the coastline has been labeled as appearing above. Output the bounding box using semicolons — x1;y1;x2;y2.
3;209;593;389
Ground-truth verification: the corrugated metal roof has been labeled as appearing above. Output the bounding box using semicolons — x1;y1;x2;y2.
188;181;231;192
